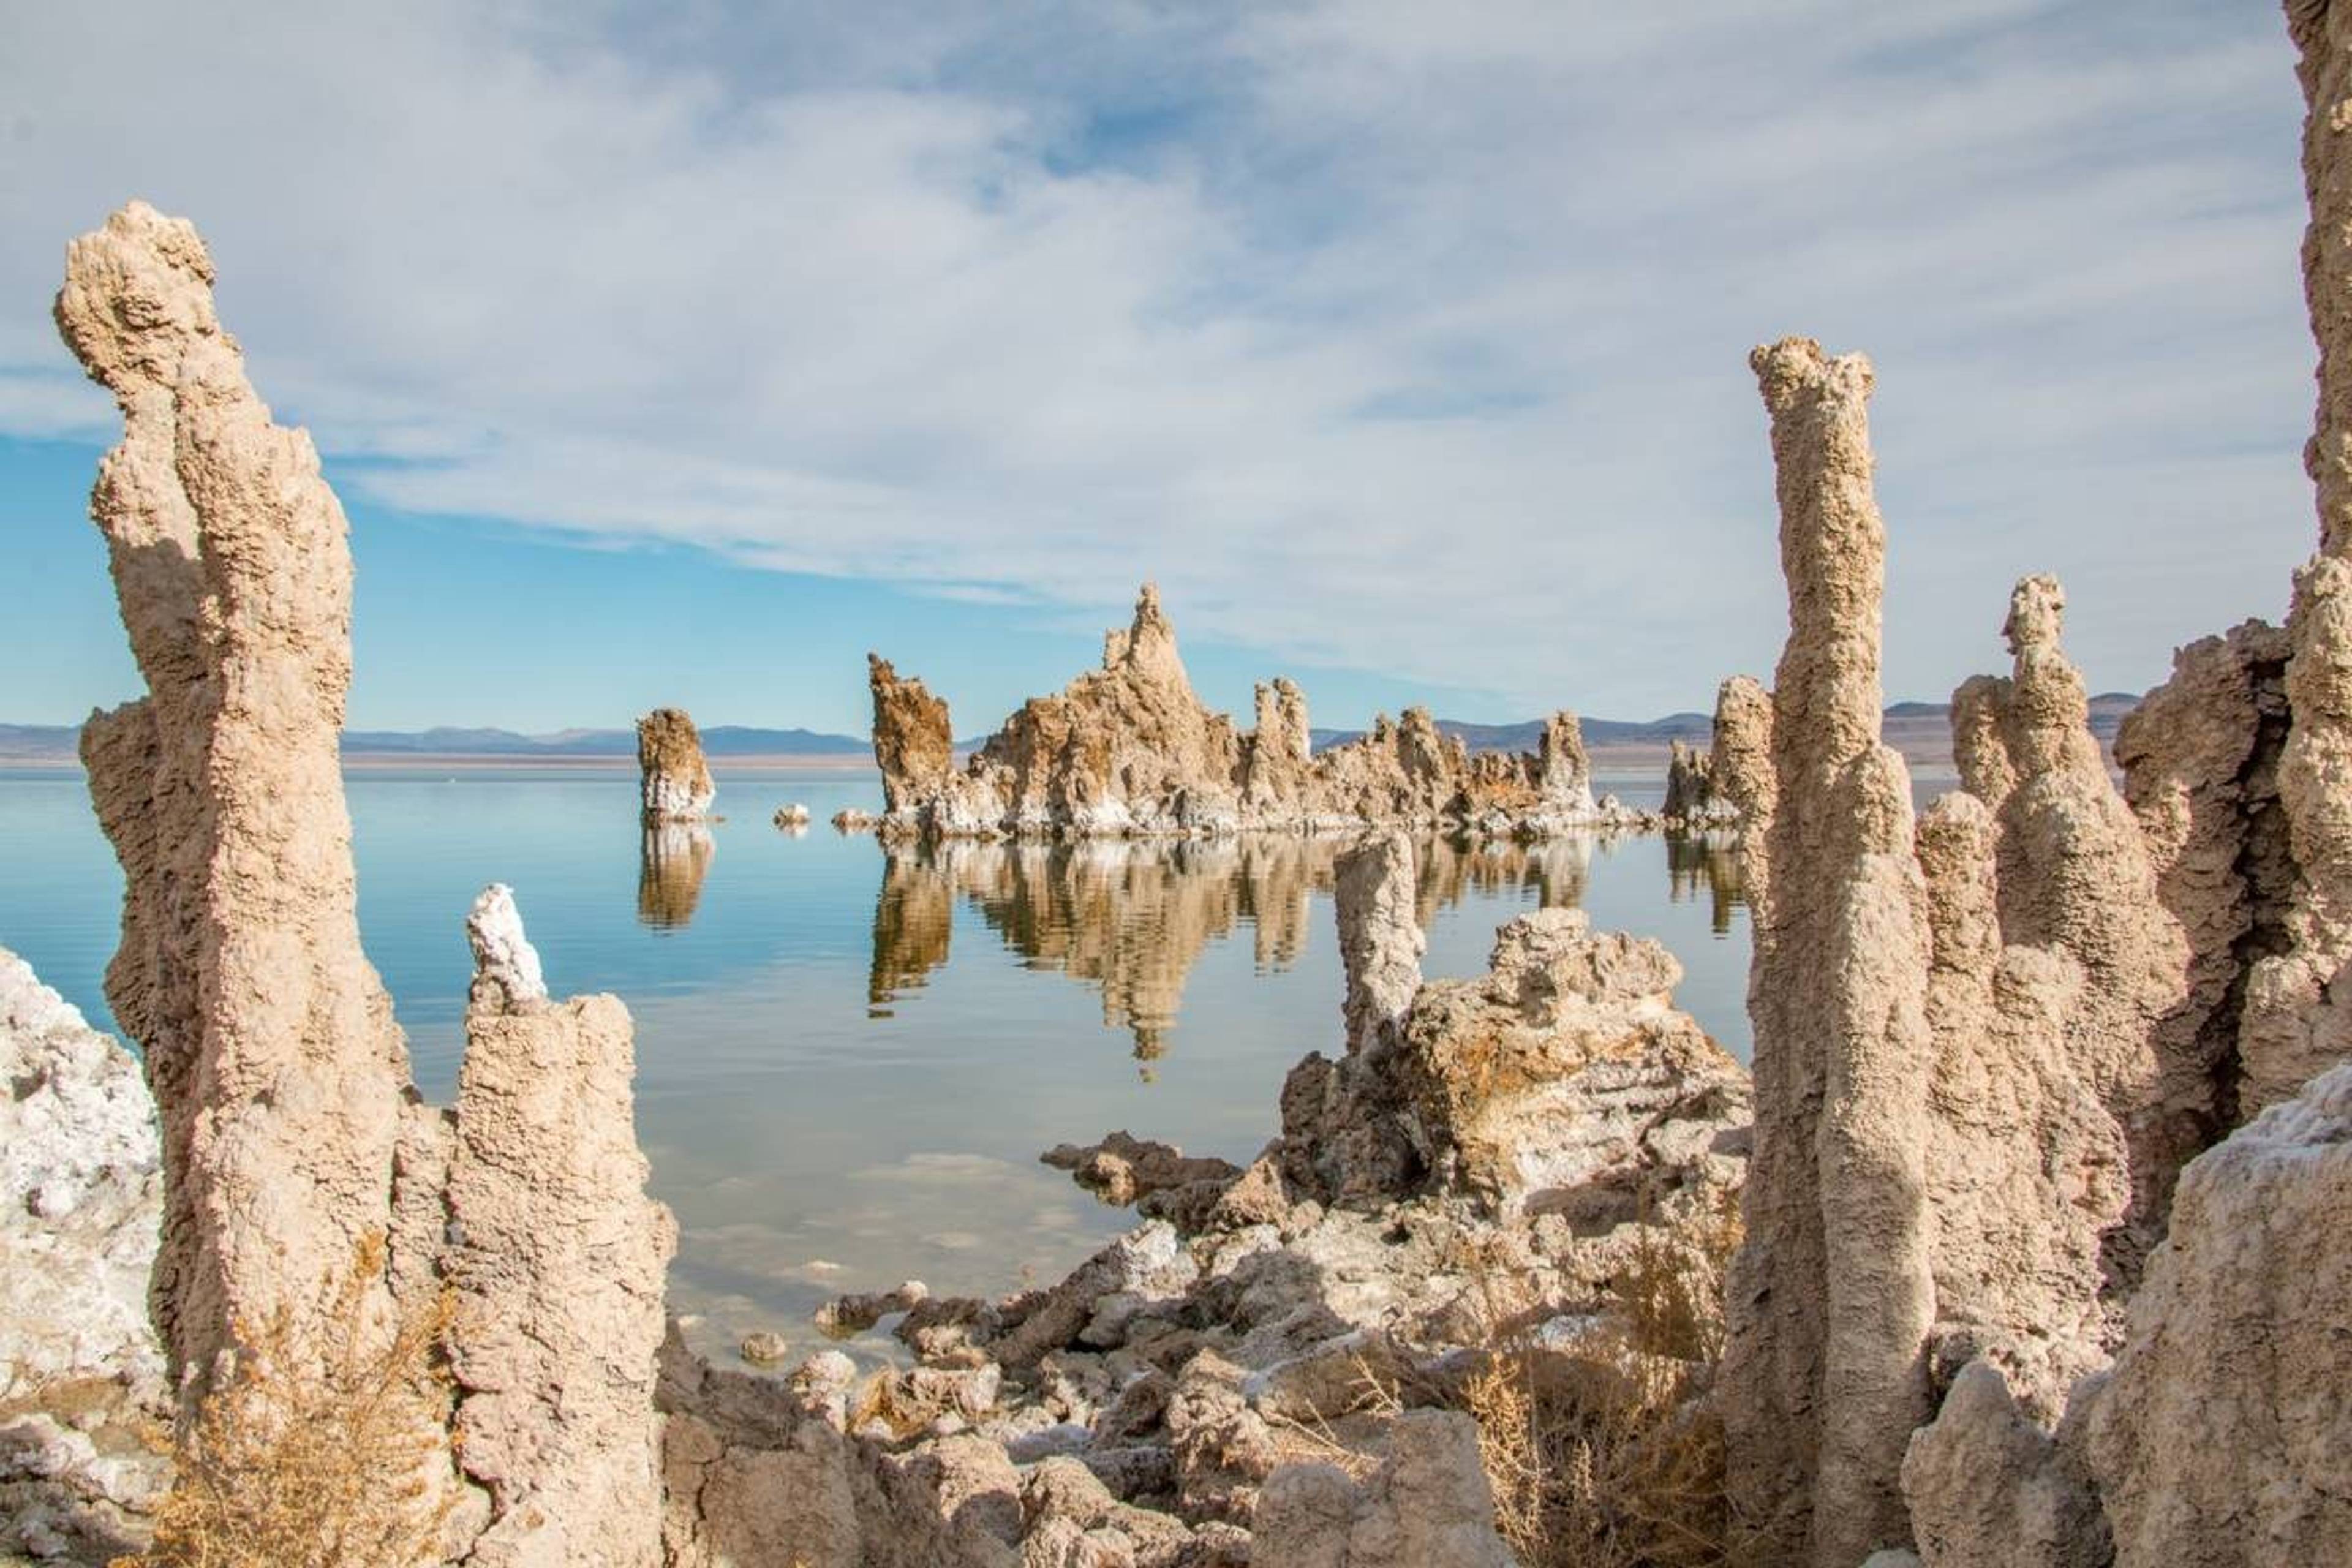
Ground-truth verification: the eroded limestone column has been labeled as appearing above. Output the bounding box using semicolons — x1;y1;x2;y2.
59;200;412;1393
1721;339;1936;1568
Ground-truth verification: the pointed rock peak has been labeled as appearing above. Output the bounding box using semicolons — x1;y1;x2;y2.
2003;573;2066;657
467;883;547;1013
1133;580;1166;628
1118;579;1188;688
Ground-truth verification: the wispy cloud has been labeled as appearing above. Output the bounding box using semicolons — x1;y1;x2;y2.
0;0;2312;715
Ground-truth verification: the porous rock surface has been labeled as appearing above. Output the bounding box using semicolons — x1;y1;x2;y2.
1662;738;1736;824
2085;1060;2352;1564
638;706;716;823
61;197;418;1395
1721;29;2352;1551
1721;343;2169;1567
869;584;1651;840
1720;338;1939;1568
0;948;169;1564
56;201;673;1563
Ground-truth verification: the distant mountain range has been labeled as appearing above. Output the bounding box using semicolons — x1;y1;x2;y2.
0;723;869;763
1310;693;2139;760
0;696;2143;766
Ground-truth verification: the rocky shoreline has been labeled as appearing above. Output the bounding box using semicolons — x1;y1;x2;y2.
11;8;2352;1562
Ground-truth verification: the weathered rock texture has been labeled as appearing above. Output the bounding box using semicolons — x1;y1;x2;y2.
869;584;1651;840
59;202;673;1564
1;948;170;1562
1719;344;2184;1567
442;886;676;1564
1281;837;1749;1219
1720;339;1938;1568
638;707;716;823
1724;38;2352;1550
1250;1411;1518;1568
1664;738;1737;824
61;198;417;1395
2085;1060;2352;1564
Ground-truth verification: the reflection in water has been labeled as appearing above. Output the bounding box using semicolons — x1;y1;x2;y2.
638;824;715;930
1665;829;1745;936
867;834;1611;1066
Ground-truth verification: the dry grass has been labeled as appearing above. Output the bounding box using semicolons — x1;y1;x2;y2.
113;1232;456;1568
1463;1191;1742;1568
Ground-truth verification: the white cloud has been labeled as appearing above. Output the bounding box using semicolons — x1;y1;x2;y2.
0;0;2314;715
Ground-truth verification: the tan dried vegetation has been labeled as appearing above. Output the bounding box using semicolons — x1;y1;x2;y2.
112;1233;456;1568
1464;1194;1741;1568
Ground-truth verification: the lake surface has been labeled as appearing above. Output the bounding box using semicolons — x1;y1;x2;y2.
0;764;1749;1366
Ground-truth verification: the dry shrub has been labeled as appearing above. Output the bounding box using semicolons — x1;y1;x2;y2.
1464;1190;1741;1568
114;1231;456;1568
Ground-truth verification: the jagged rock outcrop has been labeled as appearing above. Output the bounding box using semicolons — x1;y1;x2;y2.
2238;0;2352;1123
58;201;673;1564
2114;620;2293;1142
1720;45;2352;1545
1283;834;1749;1218
1;948;169;1562
1242;678;1313;810
1709;674;1777;918
869;586;1650;840
1954;578;2194;1281
638;707;715;823
870;655;957;818
1717;337;2218;1568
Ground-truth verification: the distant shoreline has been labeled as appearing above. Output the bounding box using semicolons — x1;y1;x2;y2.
0;752;884;772
4;744;1975;783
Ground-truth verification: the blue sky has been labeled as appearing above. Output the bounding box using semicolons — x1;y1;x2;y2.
0;1;2321;736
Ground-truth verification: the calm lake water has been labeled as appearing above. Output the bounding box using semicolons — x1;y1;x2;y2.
0;764;1749;1366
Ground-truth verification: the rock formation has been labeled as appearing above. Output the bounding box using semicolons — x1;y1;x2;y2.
62;198;420;1396
1721;22;2352;1550
1250;1410;1519;1568
441;885;676;1563
58;201;672;1562
1717;345;2181;1567
1663;738;1736;824
868;585;1652;840
1718;339;1938;1568
638;706;716;823
1;948;169;1562
1281;834;1749;1218
2084;1060;2352;1564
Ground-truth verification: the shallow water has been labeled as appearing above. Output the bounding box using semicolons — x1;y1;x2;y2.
0;764;1749;1366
